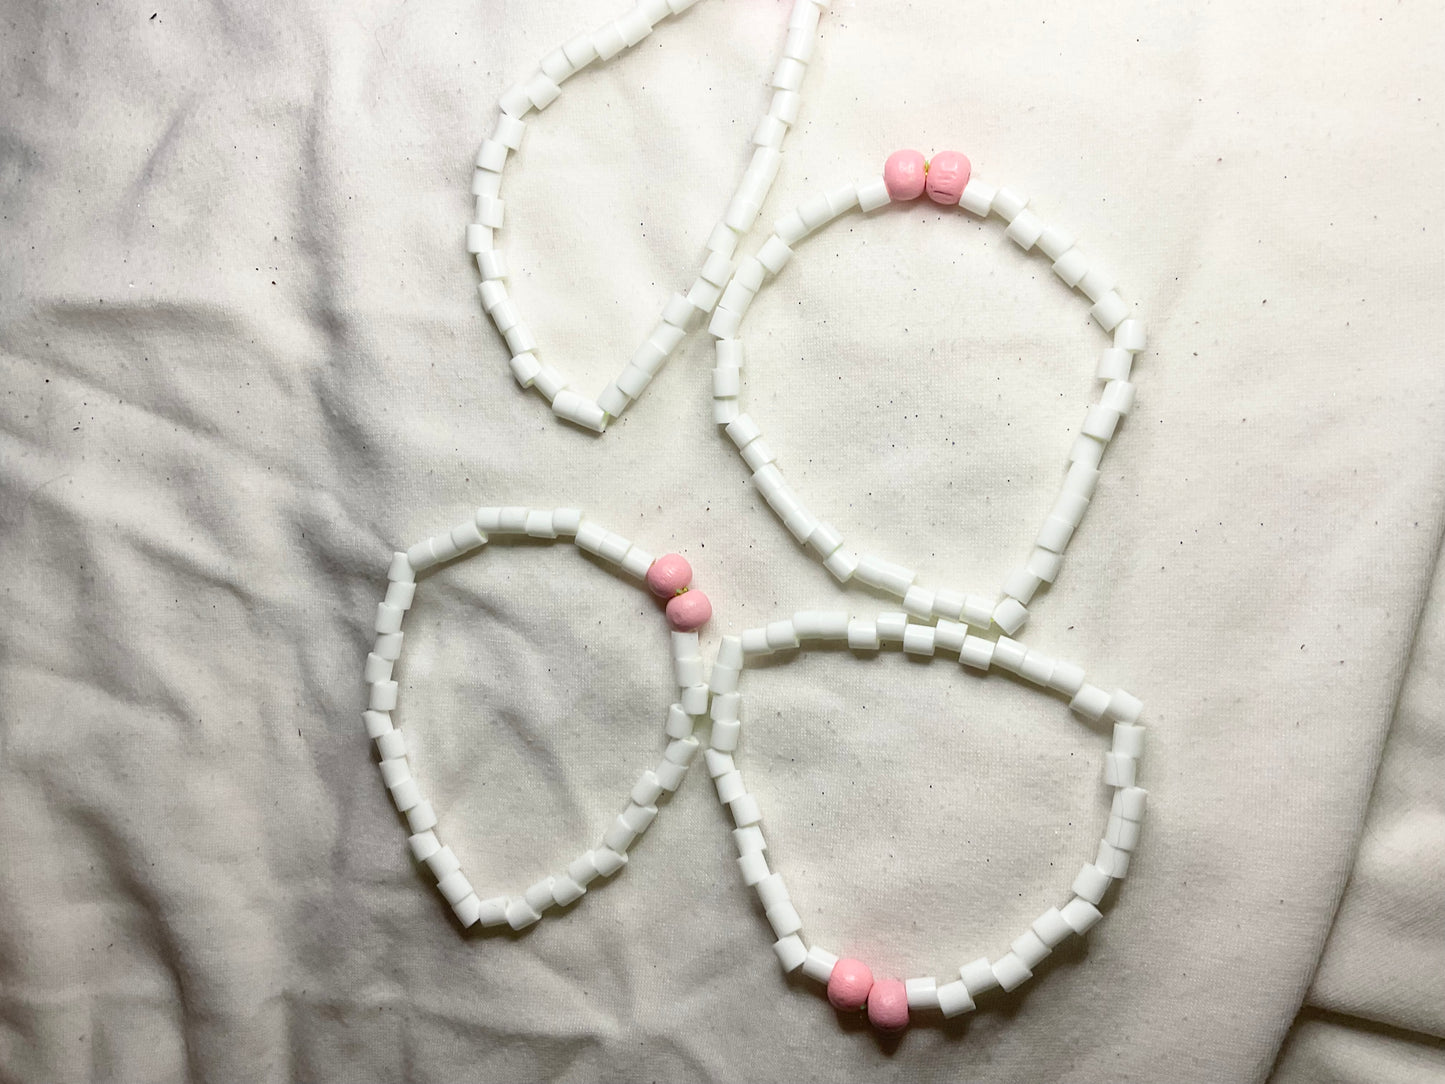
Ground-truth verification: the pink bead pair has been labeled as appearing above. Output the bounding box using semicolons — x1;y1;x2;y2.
828;957;909;1033
883;148;971;205
645;553;711;631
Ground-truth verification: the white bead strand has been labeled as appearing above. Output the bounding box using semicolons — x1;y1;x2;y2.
361;512;715;931
708;153;1146;633
471;0;830;431
704;611;1145;1031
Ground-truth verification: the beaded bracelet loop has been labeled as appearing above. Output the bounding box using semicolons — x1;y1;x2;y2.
469;0;830;432
707;149;1148;636
361;506;712;930
704;610;1147;1031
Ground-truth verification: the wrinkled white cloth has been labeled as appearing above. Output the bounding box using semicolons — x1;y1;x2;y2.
1;1;1441;1082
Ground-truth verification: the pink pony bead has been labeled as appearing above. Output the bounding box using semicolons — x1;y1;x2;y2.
826;957;874;1011
925;150;971;205
883;149;926;201
866;979;909;1032
646;553;693;598
665;589;711;632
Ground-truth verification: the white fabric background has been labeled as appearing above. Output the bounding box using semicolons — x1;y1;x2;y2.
1;1;1441;1082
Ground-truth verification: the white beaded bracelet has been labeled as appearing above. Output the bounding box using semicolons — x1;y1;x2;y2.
707;149;1148;635
470;0;831;432
362;508;714;930
706;610;1147;1032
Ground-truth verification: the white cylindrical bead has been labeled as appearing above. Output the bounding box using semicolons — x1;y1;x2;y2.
1103;752;1137;788
774;935;808;972
1096;838;1131;878
1101;380;1136;416
1032;906;1074;948
959;635;994;670
1011;929;1051;969
387;780;421;815
1115;318;1147;352
1003;568;1042;605
1106;815;1142;851
505;897;542;930
856;175;890;212
1107;689;1144;724
734;825;767;855
1005;209;1045;249
1072;862;1112;904
992;953;1033;992
666;703;695;739
508;352;540;389
654;759;687;791
364;653;393;684
404;799;437;833
492;113;525;151
552;875;587;908
730;793;762;827
386;551;414;583
1119;786;1149;821
373;633;403;662
592;847;629;878
710;718;740;751
715;770;747;805
1097;347;1133;382
406;833;439;867
738;850;770;886
1052;247;1089;287
1018;650;1055;686
1082;404;1121;441
755;873;790;910
936;980;976;1018
602;817;639;854
1060;896;1104;934
933;619;966;653
363;710;393;739
369;680;399;712
475;138;507;172
958;178;996;216
376;732;407;766
664;736;700;765
991;187;1029;221
769;88;802;126
902;624;935;656
425;845;460;880
525;72;561;110
802;946;839;983
704;749;735;778
681;683;710;716
847;619;880;650
770;57;806;92
374;603;404;636
875;612;908;642
992;636;1027;672
905;977;939;1010
1070;683;1111;720
902;584;936;619
993;597;1028;635
854;555;915;595
765;901;803;938
1036;226;1076;260
1091;292;1129;331
631;770;665;807
1027;547;1064;583
823;547;859;582
436;870;473;906
960;955;1000;996
1036;515;1076;554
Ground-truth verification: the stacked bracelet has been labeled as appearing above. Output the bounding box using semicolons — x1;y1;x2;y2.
362;507;712;930
707;149;1147;636
705;609;1147;1031
469;0;830;432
